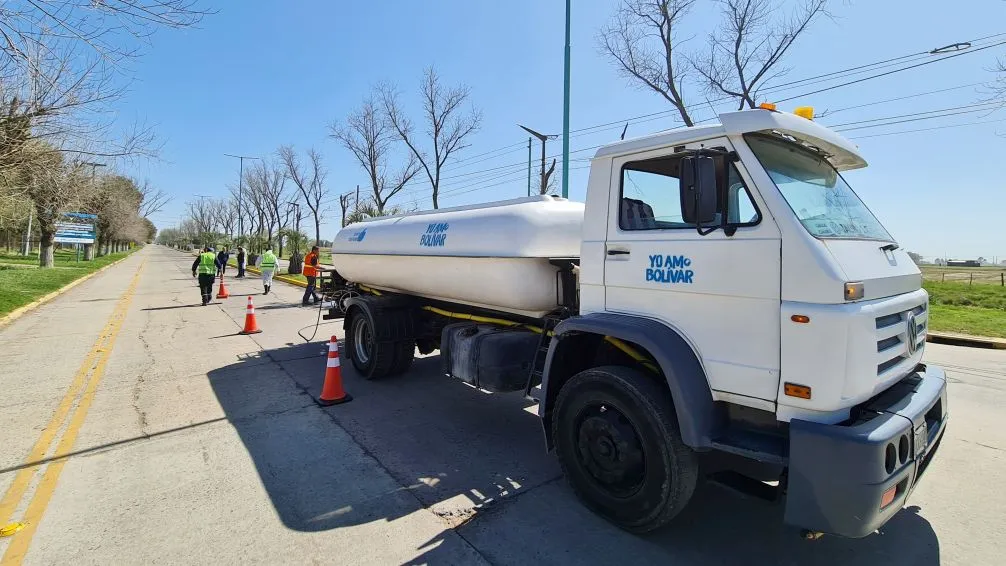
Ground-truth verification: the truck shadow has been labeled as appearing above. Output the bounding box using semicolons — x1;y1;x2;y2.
205;341;941;566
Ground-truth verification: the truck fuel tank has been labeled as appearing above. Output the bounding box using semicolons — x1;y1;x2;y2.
440;323;540;393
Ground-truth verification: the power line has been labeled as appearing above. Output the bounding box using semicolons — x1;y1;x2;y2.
820;82;986;117
777;39;1006;103
835;105;1005;133
828;101;1003;128
848;117;1006;140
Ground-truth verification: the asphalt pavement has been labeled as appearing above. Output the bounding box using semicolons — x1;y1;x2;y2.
0;244;1003;565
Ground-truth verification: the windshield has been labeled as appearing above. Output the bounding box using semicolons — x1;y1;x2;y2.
745;133;893;242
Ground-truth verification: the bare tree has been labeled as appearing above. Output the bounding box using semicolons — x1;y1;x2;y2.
245;160;289;253
0;2;207;165
599;0;830;124
138;179;170;218
696;0;829;110
537;159;558;195
278;146;328;245
339;192;352;227
186;197;215;242
599;0;698;125
331;95;419;215
20;147;94;266
380;68;481;209
211;198;236;238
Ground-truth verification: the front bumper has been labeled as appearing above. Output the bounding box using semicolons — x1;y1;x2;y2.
784;364;948;538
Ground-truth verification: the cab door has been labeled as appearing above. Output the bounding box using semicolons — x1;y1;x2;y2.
603;138;782;404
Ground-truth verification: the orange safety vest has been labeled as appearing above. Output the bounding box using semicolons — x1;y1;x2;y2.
303;252;318;277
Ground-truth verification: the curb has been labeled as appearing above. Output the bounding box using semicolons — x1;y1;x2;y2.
0;248;140;330
927;332;1006;350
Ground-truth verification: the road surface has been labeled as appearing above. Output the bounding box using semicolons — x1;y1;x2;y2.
0;245;1002;565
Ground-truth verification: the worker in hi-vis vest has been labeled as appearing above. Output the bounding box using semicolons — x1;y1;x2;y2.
191;246;218;306
301;245;321;306
257;247;278;295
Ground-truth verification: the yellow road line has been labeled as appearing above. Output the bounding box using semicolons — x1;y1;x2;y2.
0;261;146;566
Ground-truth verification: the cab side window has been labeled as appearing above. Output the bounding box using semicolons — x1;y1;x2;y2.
620;153;760;231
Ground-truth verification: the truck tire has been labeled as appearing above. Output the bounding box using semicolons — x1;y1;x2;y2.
552;365;697;533
389;340;415;375
346;311;396;379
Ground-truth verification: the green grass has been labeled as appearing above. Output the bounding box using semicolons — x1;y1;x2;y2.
0;248;89;267
0;248;139;317
923;280;1006;338
927;304;1006;339
924;281;1006;310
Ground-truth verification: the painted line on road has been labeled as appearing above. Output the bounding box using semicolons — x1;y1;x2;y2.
0;260;146;566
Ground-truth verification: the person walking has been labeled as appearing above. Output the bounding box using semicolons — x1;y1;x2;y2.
302;245;321;306
258;247;278;295
216;248;230;276
191;246;217;306
236;246;246;278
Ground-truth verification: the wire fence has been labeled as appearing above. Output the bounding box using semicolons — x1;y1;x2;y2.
922;267;1006;286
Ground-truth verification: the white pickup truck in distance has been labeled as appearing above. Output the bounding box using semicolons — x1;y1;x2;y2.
325;107;948;538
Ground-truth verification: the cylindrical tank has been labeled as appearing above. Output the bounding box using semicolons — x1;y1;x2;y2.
332;196;584;318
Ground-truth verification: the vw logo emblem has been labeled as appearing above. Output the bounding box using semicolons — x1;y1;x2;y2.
905;311;919;355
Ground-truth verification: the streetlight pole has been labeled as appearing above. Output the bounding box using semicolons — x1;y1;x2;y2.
561;0;571;199
526;137;532;197
224;153;260;240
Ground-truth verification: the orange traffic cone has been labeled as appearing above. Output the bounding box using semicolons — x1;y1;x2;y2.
239;296;262;334
216;274;230;299
318;336;351;405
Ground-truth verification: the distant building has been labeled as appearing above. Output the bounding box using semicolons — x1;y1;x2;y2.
946;259;981;268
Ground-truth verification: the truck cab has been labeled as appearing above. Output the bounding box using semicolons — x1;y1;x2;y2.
543;107;947;537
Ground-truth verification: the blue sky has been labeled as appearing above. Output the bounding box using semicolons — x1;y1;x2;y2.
123;0;1006;261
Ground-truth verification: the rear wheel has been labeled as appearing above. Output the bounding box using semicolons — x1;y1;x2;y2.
552;365;697;533
346;312;396;379
389;340;416;375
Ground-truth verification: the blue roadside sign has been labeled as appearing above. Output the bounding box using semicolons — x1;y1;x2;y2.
54;212;97;244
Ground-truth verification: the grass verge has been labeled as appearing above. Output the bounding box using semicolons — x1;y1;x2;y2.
0;248;139;317
924;280;1006;338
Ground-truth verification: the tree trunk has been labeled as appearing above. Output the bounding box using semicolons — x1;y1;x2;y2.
288;252;303;275
39;226;55;268
314;216;321;246
84;244;95;260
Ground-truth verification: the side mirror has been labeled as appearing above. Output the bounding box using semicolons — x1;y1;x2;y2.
680;155;718;226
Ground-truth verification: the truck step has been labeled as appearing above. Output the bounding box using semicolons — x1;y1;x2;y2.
707;471;780;502
711;428;788;465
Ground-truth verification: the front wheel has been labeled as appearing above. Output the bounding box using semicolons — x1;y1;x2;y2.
552;365;698;533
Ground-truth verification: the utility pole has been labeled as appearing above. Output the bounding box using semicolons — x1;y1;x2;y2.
224;154;260;240
519;125;557;195
81;162;105;259
526;137;532;197
561;0;571;199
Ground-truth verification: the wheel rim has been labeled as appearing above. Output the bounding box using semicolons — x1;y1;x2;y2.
353;317;373;365
575;403;646;498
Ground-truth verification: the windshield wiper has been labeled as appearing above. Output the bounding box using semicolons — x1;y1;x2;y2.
880;242;899;252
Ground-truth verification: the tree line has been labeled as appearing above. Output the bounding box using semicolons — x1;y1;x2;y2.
0;1;205;266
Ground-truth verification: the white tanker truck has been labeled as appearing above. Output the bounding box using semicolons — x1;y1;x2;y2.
325;107;948;538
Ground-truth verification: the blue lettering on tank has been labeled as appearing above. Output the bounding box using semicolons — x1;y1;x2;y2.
348;228;367;242
645;254;694;285
419;222;449;247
